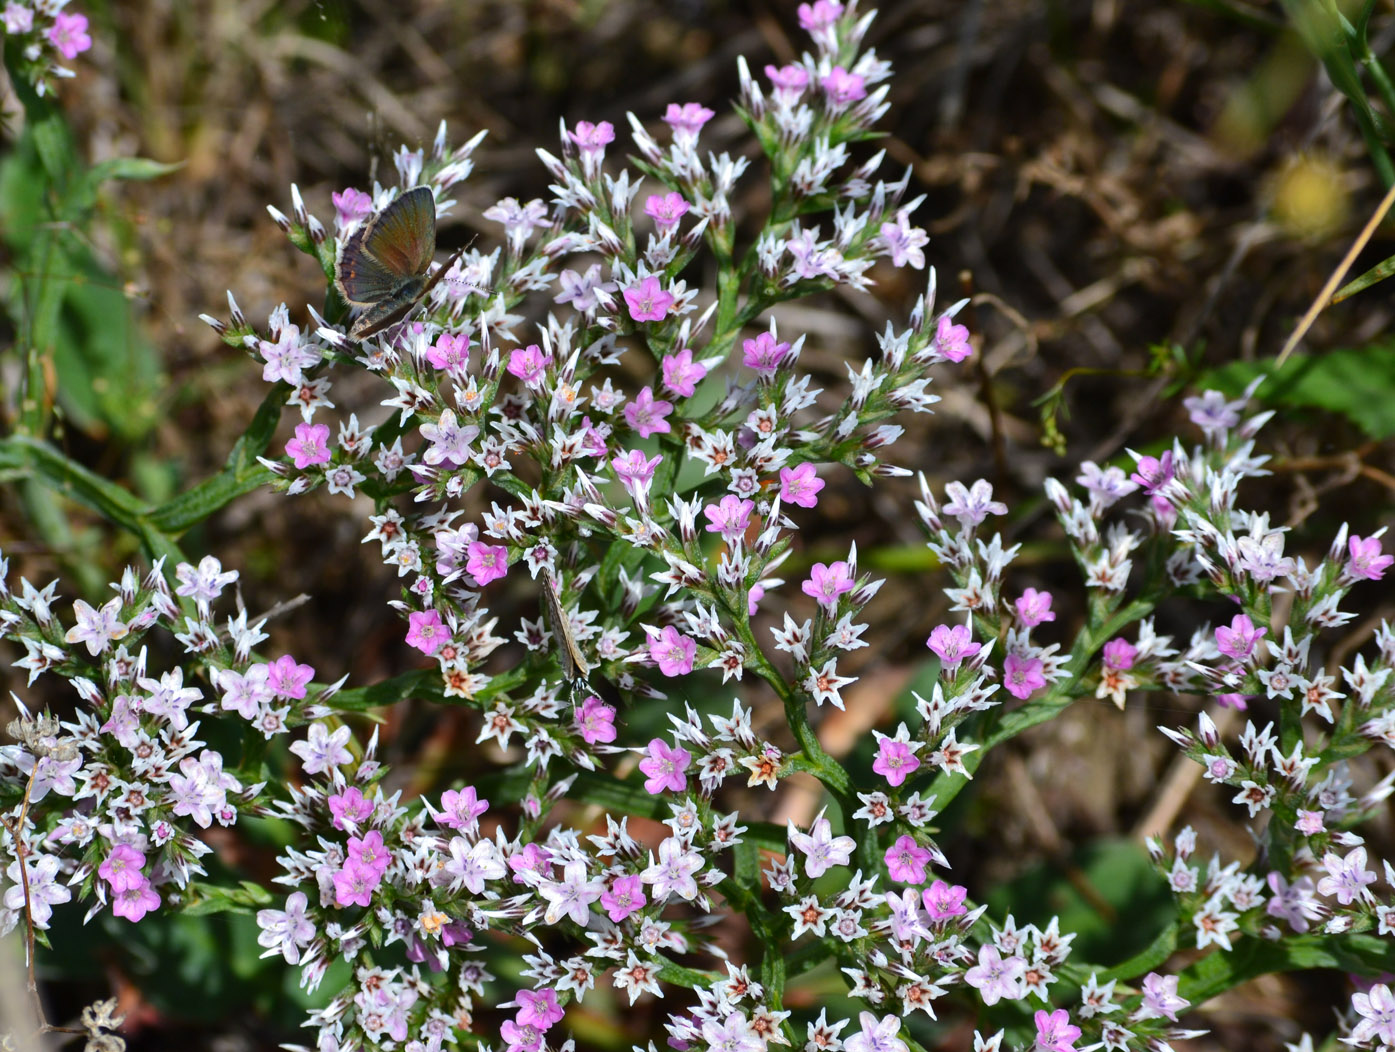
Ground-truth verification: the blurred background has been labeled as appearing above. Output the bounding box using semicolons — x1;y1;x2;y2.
3;0;1395;1048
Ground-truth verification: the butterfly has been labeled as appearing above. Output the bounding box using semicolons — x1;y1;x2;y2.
334;186;465;341
542;568;592;689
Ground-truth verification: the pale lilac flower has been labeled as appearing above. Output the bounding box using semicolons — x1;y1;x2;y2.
482;196;548;253
555;263;616;312
703;1012;763;1052
787;812;855;878
539;860;602;925
964;944;1027;1005
942;479;1006;528
445;836;506;895
1316;846;1377;905
3;4;34;34
256;891;316;964
1350;983;1395;1048
63;597;128;656
1265;872;1322;933
1136;972;1188;1022
878;210;928;269
844;1012;907;1052
289;722;353;775
641;836;703;901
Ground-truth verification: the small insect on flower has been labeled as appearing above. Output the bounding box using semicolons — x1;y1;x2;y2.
335;186;466;340
543;569;591;687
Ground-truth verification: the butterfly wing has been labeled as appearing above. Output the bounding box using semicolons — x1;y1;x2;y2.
346;276;428;340
543;569;591;682
335;223;402;307
361;186;437;279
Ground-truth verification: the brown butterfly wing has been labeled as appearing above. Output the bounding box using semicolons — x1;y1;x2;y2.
361;186;437;279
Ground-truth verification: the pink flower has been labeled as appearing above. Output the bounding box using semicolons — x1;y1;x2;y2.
1347;534;1394;581
925;623;981;668
328;786;374;830
1215;614;1265;662
600;874;648;922
802;561;854;612
567;119;614;155
285;422;331;468
437;786;489;831
111;876;160;922
623;276;675;322
333;859;382;907
426;331;471;371
1034;1008;1081;1052
575;694;617;745
645;191;690;231
1014;588;1056;628
662;102;715;141
517;988;565;1030
267;654;314;699
1130;451;1174;496
405;609;450;656
884;835;931;884
1003;653;1046;700
507;343;552;387
704;494;755;544
661;346;707;397
742;331;790;376
623;386;673;438
466;542;509;587
639;738;691;794
747;584;766;617
798;1;844;32
822;66;866;107
611;448;662;492
48;12;91;60
1215;692;1251;710
97;844;146;892
935;314;972;362
779;462;825;508
331;187;374;230
922;879;967;920
765;63;810;101
347;830;392;879
1102;638;1137;671
648;625;696;676
871;735;920;788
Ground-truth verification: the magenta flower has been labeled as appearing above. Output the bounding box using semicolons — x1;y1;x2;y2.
285;422;331;468
661;346;707;397
507;343;552;387
623;276;675;322
611;448;663;492
925;623;981;668
347;830;392;879
466;541;509;587
822;66;866;107
567;119;614;156
884;835;932;884
704;494;755;544
517;989;565;1030
426;331;471;371
331;187;374;230
1014;588;1056;627
501;1019;545;1052
639;738;691;794
1003;653;1046;700
437;786;489;831
405;609;450;656
267;654;314;699
333;859;382;907
648;625;696;676
765;63;810;101
1034;1008;1081;1052
1101;638;1137;671
48;12;91;60
1347;534;1394;581
662;102;715;140
575;694;617;745
742;331;791;376
328;786;374;830
935;313;973;362
802;560;854;612
747;584;766;617
871;735;920;788
623;386;673;438
779;462;825;508
645;191;690;231
111;877;160;923
798;0;844;32
1215;614;1265;662
600;873;648;922
922;879;967;920
1215;692;1252;710
1130;451;1174;496
97;844;146;892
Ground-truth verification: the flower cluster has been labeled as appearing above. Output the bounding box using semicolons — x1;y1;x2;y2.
6;1;1395;1051
1;1;92;97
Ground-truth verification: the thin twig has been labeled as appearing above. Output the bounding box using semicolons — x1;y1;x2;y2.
1275;181;1395;367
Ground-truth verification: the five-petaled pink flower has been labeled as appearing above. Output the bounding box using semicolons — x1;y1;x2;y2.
645;191;690;231
1347;534;1394;581
466;541;509;587
623;386;673;438
661;346;707;397
779;462;824;508
742;331;791;376
926;623;981;668
576;694;617;745
1015;588;1056;628
884;835;932;884
507;343;552;387
48;12;92;60
648;625;696;676
822;66;866;107
1215;614;1265;663
286;422;331;468
1003;653;1046;700
567;119;614;155
623;276;675;322
802;560;854;611
922;879;967;920
639;738;691;794
935;313;973;362
871;733;920;788
405;610;449;656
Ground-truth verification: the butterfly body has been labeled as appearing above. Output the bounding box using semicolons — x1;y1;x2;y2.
335;186;462;341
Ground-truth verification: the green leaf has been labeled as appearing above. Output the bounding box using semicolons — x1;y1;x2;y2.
1334;250;1395;303
180;879;273;917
